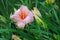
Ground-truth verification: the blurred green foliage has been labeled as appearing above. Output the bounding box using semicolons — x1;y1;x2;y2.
0;0;60;40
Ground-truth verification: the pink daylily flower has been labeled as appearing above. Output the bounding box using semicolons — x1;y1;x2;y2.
10;5;34;28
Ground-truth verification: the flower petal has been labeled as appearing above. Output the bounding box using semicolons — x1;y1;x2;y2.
20;5;29;15
10;9;22;22
17;22;25;28
23;11;34;24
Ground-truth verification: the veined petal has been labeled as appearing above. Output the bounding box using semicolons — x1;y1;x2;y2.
23;11;34;24
20;5;29;14
10;9;22;22
17;22;25;28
